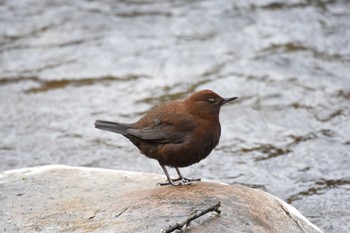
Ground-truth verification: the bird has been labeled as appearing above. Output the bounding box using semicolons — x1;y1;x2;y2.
94;89;238;186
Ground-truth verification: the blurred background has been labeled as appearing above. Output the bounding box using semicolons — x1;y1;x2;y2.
1;0;350;231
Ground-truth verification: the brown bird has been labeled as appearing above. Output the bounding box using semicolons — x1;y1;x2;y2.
95;89;238;186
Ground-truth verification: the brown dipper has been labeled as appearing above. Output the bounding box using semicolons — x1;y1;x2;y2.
95;89;238;186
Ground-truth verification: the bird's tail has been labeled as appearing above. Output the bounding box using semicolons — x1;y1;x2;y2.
94;120;130;135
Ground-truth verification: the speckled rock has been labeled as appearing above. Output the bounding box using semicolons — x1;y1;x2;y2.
0;165;322;233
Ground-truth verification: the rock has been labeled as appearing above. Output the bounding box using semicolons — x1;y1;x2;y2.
0;165;322;233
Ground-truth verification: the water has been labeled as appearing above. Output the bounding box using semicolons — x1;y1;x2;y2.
1;0;350;232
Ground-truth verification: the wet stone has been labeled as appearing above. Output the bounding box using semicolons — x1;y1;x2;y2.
0;165;322;233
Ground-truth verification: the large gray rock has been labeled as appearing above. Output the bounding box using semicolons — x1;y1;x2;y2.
0;165;322;233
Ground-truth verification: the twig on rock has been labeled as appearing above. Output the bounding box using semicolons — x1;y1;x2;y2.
160;201;221;233
115;207;128;218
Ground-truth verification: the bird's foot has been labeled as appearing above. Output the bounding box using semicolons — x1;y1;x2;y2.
173;168;201;183
157;179;193;186
172;176;201;183
157;177;201;186
158;165;201;186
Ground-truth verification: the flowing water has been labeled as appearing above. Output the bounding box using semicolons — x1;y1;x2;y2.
1;0;350;231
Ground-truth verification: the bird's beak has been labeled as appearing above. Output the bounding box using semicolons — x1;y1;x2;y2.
222;96;238;105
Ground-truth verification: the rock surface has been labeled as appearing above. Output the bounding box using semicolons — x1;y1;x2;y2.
0;165;322;233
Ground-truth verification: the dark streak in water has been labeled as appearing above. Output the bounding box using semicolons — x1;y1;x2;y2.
176;31;216;42
242;144;291;161
0;74;149;94
1;35;102;53
0;59;77;75
242;133;318;161
291;102;345;123
2;25;53;41
287;179;350;204
116;11;172;18
250;0;336;11
335;90;350;100
314;109;344;122
0;147;13;151
256;42;344;62
0;76;39;85
58;134;82;139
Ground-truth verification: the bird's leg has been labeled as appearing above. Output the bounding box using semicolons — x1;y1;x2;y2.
173;167;201;183
158;164;183;186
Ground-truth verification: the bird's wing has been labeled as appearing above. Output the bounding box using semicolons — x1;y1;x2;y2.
127;114;197;144
126;126;167;140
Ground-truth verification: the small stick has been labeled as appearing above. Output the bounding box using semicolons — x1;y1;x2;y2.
115;207;128;218
160;201;221;233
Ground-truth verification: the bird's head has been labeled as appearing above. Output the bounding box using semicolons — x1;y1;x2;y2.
184;89;238;119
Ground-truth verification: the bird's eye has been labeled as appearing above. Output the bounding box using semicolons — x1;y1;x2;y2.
208;98;216;103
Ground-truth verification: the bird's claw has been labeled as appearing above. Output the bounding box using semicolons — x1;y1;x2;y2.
173;177;201;183
157;177;201;186
157;179;194;186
